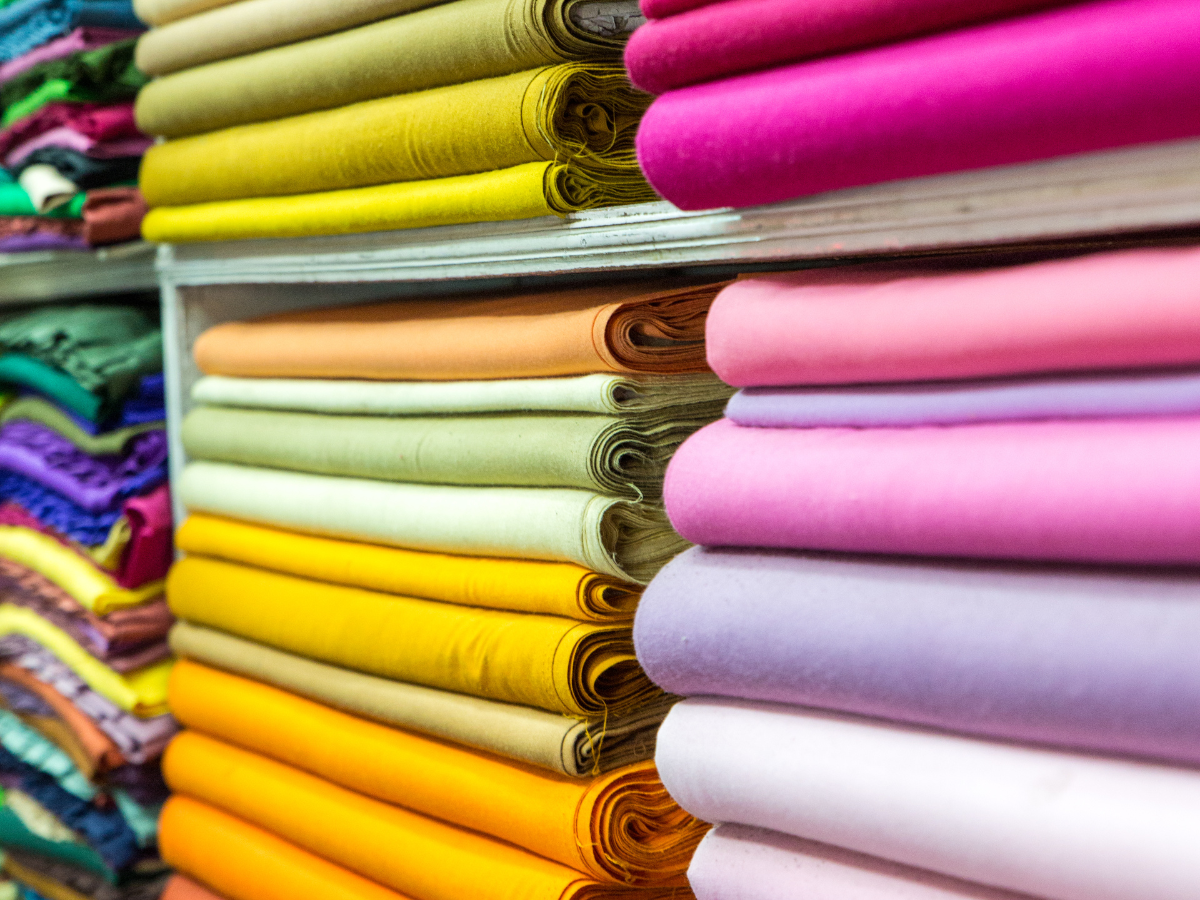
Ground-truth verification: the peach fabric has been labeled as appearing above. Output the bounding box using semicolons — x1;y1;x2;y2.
161;875;228;900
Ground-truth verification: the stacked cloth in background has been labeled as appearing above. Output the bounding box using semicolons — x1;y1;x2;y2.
634;246;1200;900
0;304;175;900
0;0;150;253
133;0;653;242
628;0;1200;211
159;279;731;900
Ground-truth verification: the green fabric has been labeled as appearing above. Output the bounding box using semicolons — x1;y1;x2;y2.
1;41;148;127
0;808;111;882
0;713;94;802
183;404;724;498
0;397;161;456
0;305;161;404
0;355;100;422
0;184;84;219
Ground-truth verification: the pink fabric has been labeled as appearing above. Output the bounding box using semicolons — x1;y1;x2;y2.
626;0;1061;93
117;483;173;589
706;248;1200;388
0;28;140;84
5;127;152;167
637;0;1200;211
664;416;1200;565
0;102;139;158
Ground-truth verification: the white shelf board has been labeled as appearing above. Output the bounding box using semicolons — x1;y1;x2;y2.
159;138;1200;286
0;242;158;303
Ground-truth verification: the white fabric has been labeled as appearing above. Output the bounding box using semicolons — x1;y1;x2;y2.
657;699;1200;900
17;165;76;214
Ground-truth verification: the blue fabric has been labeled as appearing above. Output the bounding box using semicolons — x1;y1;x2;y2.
0;471;122;544
0;0;141;62
20;887;51;900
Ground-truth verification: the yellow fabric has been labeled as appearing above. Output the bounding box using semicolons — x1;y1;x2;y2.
140;161;644;243
0;606;172;717
177;515;637;622
167;556;657;717
171;662;703;884
165;732;695;900
140;65;646;207
82;518;132;572
0;526;163;614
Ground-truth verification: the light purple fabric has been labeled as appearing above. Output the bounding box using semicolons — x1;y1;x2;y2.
0;233;87;252
5;128;152;168
0;26;139;83
637;0;1200;211
725;368;1200;428
636;546;1200;767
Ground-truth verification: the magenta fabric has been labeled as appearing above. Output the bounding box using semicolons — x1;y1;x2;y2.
636;0;1200;211
0;27;139;84
5;128;151;167
626;0;1061;94
0;102;138;158
706;249;1200;388
117;482;172;589
665;416;1200;565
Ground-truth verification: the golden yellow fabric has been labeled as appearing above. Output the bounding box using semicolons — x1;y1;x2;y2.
0;526;163;614
171;662;703;884
165;732;696;900
140;161;645;243
0;606;171;717
167;556;657;717
160;796;409;900
140;66;646;207
177;515;637;622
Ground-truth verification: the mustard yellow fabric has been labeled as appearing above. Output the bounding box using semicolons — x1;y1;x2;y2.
167;555;659;717
140;66;646;208
171;661;703;885
0;606;171;717
0;527;163;614
165;732;697;900
177;515;637;622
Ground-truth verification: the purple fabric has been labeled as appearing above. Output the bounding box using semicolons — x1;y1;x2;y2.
725;368;1200;428
636;546;1200;767
0;470;122;543
0;233;87;252
637;0;1200;211
0;26;139;83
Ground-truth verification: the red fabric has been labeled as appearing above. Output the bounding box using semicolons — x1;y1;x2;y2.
0;101;139;157
82;186;147;247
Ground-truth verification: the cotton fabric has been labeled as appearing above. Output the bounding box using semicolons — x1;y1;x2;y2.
167;555;659;716
657;699;1200;900
0;398;160;458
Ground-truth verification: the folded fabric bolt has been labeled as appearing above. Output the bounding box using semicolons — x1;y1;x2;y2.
0;1;143;66
725;368;1200;427
706;249;1200;388
18;164;78;215
136;0;461;75
0;709;94;799
0;221;83;248
195;282;717;380
177;515;637;622
626;0;1061;93
181;462;684;583
132;0;232;25
657;699;1200;900
688;824;1038;900
666;416;1200;565
637;547;1200;766
168;555;659;717
0;27;139;83
171;661;702;883
110;483;172;590
141;65;645;207
182;406;714;498
192;373;733;417
0;232;87;252
135;0;640;138
0;103;139;160
0;397;161;458
0;502;125;573
166;734;697;900
160;796;414;900
140;161;643;242
6;129;152;169
637;0;1200;211
80;187;145;247
1;41;146;128
170;623;666;777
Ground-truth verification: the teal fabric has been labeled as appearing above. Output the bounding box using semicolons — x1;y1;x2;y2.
0;713;94;802
0;807;112;882
0;355;101;422
111;791;158;848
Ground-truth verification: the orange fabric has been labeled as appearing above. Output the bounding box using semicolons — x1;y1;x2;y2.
193;281;722;380
161;875;229;900
160;795;410;900
170;661;702;884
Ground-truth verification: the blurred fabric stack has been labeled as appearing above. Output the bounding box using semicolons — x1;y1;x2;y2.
131;0;653;243
0;0;151;254
634;247;1200;899
158;280;733;900
0;304;175;900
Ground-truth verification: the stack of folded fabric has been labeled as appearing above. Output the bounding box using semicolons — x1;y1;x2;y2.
0;304;176;899
628;0;1200;212
0;0;150;253
634;246;1200;899
160;280;733;900
132;0;653;243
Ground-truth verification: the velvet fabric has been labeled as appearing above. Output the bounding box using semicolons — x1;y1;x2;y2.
636;0;1200;211
664;416;1200;565
0;1;142;65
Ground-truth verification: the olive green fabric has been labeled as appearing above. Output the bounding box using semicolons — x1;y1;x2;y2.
1;41;147;127
182;403;723;498
135;0;640;138
0;397;162;456
140;65;647;207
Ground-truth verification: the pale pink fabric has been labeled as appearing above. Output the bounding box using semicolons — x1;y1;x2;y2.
0;28;140;83
5;128;152;167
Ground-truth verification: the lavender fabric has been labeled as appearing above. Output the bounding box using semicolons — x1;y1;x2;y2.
0;233;87;252
635;546;1200;766
0;470;121;543
637;0;1200;211
725;368;1200;428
